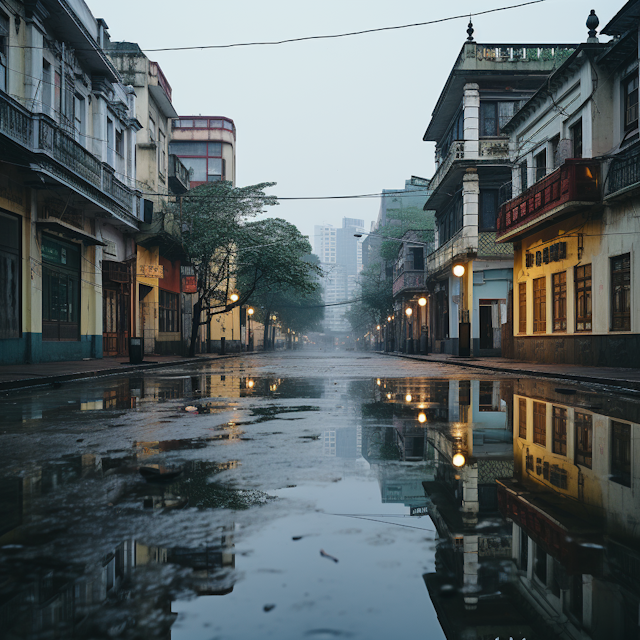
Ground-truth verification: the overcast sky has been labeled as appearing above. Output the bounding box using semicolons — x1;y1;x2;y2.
87;0;618;244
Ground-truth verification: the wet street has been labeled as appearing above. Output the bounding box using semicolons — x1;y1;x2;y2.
1;351;640;640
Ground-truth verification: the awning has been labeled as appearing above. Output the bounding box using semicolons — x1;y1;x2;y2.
36;218;107;246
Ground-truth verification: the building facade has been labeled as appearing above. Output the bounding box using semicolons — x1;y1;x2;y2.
497;8;640;367
0;0;142;365
422;37;576;356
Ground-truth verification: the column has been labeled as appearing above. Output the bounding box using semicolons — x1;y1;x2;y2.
463;83;480;160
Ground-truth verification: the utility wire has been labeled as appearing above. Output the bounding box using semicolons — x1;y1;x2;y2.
7;1;546;53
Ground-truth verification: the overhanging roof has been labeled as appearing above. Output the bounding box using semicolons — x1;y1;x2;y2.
602;0;640;36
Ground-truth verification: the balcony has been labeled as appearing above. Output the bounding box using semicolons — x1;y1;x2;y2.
168;154;190;194
496;159;601;242
605;146;640;200
137;207;185;259
430;137;510;195
0;91;139;226
393;270;425;296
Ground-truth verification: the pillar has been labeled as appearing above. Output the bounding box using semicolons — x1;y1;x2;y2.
463;83;480;160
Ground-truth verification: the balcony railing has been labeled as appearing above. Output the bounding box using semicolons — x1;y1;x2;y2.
605;148;640;198
432;141;464;192
168;154;190;193
496;159;601;240
0;91;138;221
393;270;425;296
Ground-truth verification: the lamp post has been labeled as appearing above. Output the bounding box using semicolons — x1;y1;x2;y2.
405;306;413;354
418;296;428;355
247;307;254;351
386;315;393;352
376;324;381;351
453;264;470;357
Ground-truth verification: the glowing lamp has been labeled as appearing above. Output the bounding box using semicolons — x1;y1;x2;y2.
387;316;392;322
376;325;381;330
386;393;392;400
405;308;412;317
405;394;412;403
247;380;254;388
247;307;254;315
418;297;427;307
230;293;239;302
452;453;466;467
376;378;381;386
453;264;465;277
417;412;427;424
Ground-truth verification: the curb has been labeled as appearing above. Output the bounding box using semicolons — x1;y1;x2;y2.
382;351;640;394
0;351;266;393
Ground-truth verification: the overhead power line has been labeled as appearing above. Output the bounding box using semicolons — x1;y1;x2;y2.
7;1;545;52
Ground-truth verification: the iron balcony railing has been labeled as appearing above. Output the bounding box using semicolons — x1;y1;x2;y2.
0;90;137;218
392;270;425;296
168;154;190;193
497;159;601;240
606;147;640;197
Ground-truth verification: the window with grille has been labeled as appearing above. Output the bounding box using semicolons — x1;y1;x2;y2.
624;74;639;131
575;264;592;331
533;277;546;333
552;406;567;455
159;290;179;333
519;161;528;193
570;119;582;158
519;282;527;333
611;254;631;331
575;412;592;469
535;149;546;182
552;272;566;331
611;421;631;487
533;402;546;446
0;211;20;339
518;398;527;439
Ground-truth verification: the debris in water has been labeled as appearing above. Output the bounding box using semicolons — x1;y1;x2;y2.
263;604;276;612
320;549;339;563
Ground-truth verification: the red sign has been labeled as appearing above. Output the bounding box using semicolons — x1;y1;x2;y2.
182;275;197;293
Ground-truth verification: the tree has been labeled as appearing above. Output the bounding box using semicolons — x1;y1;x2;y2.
236;221;323;349
345;261;393;336
177;181;278;357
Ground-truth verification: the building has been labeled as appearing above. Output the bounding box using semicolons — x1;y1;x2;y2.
496;7;640;367
170;116;241;352
314;217;365;334
422;32;577;356
107;43;190;357
0;0;142;365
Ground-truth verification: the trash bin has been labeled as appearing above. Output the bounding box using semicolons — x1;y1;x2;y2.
129;337;144;364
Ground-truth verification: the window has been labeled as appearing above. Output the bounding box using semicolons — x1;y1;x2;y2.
159;129;166;174
149;115;156;142
159;290;179;333
570;119;582;158
479;381;495;411
533;277;546;333
498;101;517;130
74;94;85;143
115;129;123;156
479;190;498;231
519;161;528;193
534;546;547;584
0;11;8;92
41;236;80;341
519;282;526;333
533;401;546;446
611;421;631;487
42;60;52;114
437;191;463;245
182;157;206;182
54;70;61;115
624;73;639;131
611;254;631;331
194;118;207;127
575;412;592;469
550;135;560;170
0;211;20;339
552;406;567;455
535;149;547;182
575;264;592;331
480;101;498;136
169;141;207;156
518;398;527;439
552;272;566;331
409;247;424;271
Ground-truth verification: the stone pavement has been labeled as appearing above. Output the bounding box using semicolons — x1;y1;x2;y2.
385;351;640;393
0;352;256;391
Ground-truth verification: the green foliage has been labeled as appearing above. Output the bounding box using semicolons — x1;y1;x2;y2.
345;261;392;334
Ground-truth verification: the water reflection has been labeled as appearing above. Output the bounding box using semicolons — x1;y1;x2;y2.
2;367;640;638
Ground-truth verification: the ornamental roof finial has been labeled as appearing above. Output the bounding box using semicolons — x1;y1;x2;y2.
467;17;474;42
586;9;599;43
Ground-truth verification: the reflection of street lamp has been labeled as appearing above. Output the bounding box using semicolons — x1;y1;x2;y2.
405;393;412;403
417;296;428;355
247;379;255;389
453;263;469;356
417;412;427;423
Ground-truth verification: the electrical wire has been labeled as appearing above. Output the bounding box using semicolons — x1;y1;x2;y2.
6;1;546;53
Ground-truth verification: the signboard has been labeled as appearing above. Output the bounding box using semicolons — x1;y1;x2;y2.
410;505;429;516
182;275;197;293
137;264;164;278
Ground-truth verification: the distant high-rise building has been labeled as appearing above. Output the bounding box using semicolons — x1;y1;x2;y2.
314;218;365;333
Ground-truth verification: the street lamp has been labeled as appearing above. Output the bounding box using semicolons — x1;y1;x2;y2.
417;297;428;356
417;412;427;424
405;307;413;354
452;453;466;467
247;307;254;351
230;293;239;302
418;297;427;307
453;263;470;356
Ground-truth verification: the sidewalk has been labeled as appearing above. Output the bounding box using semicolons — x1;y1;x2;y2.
0;352;254;392
385;351;640;393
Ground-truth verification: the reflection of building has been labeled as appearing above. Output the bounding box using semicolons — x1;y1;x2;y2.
498;379;640;639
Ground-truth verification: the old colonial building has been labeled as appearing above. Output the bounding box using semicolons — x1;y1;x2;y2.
0;0;141;365
422;33;576;356
497;7;640;367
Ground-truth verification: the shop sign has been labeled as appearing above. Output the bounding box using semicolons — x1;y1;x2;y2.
138;264;164;278
182;275;197;293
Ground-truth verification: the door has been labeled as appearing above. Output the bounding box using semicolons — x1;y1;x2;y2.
479;305;493;350
103;287;130;357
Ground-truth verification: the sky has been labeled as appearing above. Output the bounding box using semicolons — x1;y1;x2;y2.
86;0;619;245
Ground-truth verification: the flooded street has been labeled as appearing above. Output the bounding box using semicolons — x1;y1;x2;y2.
1;351;639;640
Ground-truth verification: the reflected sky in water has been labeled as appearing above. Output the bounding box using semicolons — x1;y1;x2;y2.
1;352;639;639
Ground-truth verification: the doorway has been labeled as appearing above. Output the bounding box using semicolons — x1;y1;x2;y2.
479;305;493;350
